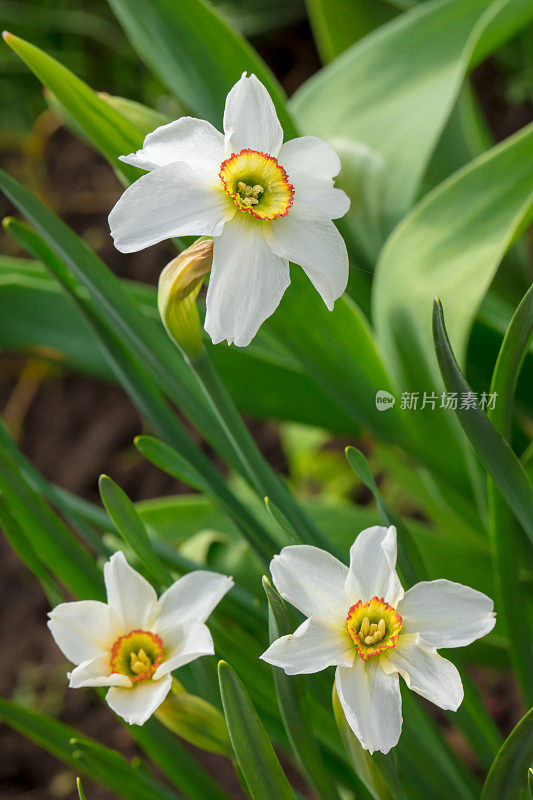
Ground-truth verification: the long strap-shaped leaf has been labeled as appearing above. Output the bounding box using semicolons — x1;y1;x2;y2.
432;298;533;544
0;699;182;800
487;283;533;705
481;707;533;800
262;577;342;800
218;660;298;800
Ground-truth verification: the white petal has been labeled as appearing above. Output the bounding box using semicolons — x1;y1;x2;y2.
153;620;214;679
106;674;172;725
397;579;496;648
270;544;349;625
265;214;348;310
109;162;234;253
345;526;404;607
156;571;233;630
381;634;463;711
120;117;224;178
290;186;350;221
223;73;283;156
279;136;342;181
68;655;132;688
103;551;159;632
335;659;402;754
47;600;116;665
204;216;290;347
261;615;355;675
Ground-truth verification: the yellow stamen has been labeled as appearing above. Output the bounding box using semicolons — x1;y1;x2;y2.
346;597;403;662
219;149;294;220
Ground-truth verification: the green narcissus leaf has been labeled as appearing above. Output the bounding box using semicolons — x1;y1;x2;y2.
2;32;144;184
0;700;179;800
105;0;296;135
218;660;298;800
98;475;173;586
433;299;533;545
482;708;533;800
293;0;533;229
374;123;533;486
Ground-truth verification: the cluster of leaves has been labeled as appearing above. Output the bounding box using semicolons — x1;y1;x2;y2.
0;0;532;799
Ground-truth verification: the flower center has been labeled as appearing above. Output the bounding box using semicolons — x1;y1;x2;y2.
110;629;164;683
346;597;402;662
219;149;294;220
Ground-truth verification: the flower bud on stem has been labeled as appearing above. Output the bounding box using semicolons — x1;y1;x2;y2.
156;677;233;758
158;238;213;358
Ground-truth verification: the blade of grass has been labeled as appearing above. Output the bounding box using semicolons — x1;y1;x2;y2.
481;708;533;800
487;283;533;705
262;577;341;800
433;298;533;545
218;660;298;800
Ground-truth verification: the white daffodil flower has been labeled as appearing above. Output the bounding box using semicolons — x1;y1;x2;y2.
261;526;495;754
48;552;233;725
109;73;350;347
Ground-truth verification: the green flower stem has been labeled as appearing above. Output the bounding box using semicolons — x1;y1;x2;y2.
187;347;333;553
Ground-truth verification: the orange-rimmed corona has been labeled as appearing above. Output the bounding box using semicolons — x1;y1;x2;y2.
110;629;164;684
346;596;403;662
219;148;294;220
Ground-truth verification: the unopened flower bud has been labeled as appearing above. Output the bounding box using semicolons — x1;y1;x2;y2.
157;238;213;357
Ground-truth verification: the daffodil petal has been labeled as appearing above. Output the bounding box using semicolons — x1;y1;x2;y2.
156;571;233;630
108;162;233;253
119;117;224;177
104;551;159;632
47;600;116;665
279;136;342;181
261;615;355;675
265;214;348;310
291;187;350;221
153;621;214;679
204;216;290;347
398;579;496;648
270;544;349;624
223;73;283;156
335;660;402;754
345;526;404;607
68;655;132;688
381;634;463;710
106;674;172;725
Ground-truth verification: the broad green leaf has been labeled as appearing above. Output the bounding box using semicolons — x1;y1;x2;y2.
263;577;341;800
374;123;533;484
3;32;143;184
293;0;533;227
0;700;180;800
433;299;533;544
482;708;533;800
306;0;397;62
105;0;296;135
98;475;173;586
487;283;533;705
99;92;172;135
218;660;298;800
